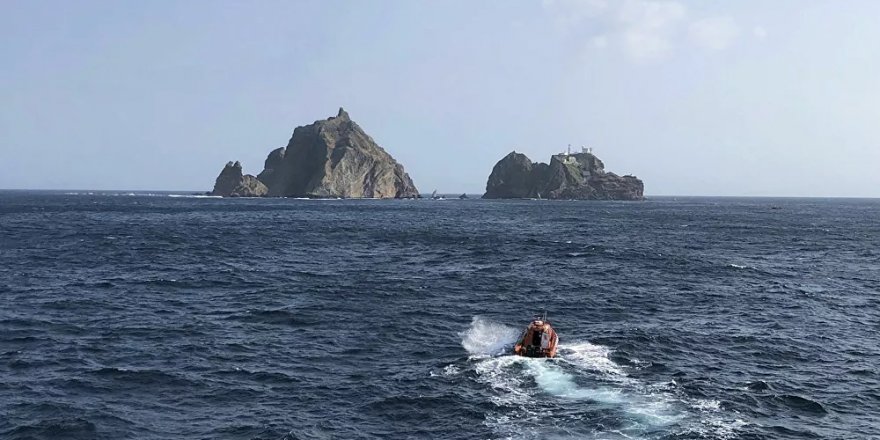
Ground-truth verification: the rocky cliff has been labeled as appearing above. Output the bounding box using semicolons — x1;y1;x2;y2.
211;161;268;197
483;151;643;200
212;108;419;198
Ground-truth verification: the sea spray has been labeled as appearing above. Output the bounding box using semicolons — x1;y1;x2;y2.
460;316;521;357
457;319;686;437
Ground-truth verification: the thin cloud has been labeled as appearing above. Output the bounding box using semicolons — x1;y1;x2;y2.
542;0;609;30
618;0;687;61
753;26;768;39
689;17;741;51
618;0;686;31
544;0;751;62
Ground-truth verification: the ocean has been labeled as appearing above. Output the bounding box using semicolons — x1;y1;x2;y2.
1;191;878;439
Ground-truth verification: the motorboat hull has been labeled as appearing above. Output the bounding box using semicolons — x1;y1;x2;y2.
513;320;558;358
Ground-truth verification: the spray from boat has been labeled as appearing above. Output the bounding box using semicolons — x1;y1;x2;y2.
455;316;742;439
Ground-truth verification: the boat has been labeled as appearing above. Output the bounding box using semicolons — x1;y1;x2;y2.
513;313;559;358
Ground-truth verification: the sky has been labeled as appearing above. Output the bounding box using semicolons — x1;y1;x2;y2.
2;0;879;196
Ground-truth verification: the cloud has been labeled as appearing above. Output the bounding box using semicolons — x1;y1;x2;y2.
618;0;687;31
689;16;741;51
544;0;751;62
542;0;609;30
753;26;768;39
617;0;687;61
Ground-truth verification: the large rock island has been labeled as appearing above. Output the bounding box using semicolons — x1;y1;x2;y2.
483;149;644;200
211;108;419;198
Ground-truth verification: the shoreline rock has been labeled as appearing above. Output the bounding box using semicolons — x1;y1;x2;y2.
211;161;268;197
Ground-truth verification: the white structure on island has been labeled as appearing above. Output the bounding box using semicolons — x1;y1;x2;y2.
559;145;594;155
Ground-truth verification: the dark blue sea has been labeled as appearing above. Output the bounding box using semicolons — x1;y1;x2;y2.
1;191;878;439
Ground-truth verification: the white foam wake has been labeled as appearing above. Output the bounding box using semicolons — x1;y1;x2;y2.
559;342;629;379
454;317;742;439
525;360;626;404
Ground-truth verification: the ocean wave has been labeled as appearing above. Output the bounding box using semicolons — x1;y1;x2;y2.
4;194;877;439
90;367;198;388
226;309;314;327
774;395;827;414
210;368;300;385
4;417;97;439
167;194;222;198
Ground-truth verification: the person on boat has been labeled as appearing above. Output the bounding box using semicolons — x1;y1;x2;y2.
514;317;558;358
541;329;551;350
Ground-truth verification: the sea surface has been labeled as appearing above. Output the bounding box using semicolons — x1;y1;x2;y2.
1;191;878;440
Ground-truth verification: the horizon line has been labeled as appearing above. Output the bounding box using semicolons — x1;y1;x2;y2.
1;188;879;200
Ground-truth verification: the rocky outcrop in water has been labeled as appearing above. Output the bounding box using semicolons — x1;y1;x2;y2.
483;151;643;200
211;161;268;197
212;108;419;198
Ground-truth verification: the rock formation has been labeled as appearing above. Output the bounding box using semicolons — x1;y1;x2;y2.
211;108;419;198
483;151;643;200
211;161;268;197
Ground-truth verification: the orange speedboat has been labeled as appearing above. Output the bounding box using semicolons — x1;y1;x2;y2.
513;315;559;358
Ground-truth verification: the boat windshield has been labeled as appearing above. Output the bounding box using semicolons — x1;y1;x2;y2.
531;330;542;346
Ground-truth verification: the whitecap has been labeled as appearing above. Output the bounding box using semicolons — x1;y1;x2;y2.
168;194;222;199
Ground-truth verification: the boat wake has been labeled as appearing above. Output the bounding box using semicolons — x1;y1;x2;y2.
452;317;744;440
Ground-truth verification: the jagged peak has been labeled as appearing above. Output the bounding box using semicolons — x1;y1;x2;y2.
239;108;418;198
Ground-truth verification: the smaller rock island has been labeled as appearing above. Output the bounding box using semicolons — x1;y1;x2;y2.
483;148;644;200
212;161;268;197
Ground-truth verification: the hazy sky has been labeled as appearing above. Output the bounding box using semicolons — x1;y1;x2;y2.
2;0;879;196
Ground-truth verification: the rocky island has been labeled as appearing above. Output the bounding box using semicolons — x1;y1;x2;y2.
211;108;419;198
483;149;644;200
